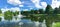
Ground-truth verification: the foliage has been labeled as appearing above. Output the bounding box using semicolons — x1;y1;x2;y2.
53;6;60;14
0;9;2;14
0;4;60;27
0;14;3;16
54;7;59;14
4;10;13;20
0;18;1;21
31;10;35;14
45;5;53;14
13;11;19;16
34;10;39;14
21;11;30;16
39;9;44;14
53;22;60;27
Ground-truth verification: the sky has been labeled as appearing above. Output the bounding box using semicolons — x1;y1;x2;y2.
0;0;60;12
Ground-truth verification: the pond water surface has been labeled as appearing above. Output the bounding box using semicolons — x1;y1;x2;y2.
0;18;46;27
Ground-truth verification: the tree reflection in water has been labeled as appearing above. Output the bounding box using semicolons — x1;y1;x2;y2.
23;14;60;27
0;14;60;27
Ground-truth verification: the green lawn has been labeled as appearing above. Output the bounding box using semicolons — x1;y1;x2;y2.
0;14;3;16
52;22;60;27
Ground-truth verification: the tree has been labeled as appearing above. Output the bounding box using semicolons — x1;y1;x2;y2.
45;5;54;27
39;9;44;14
21;11;30;16
45;5;53;14
4;10;13;20
34;10;39;14
58;6;60;14
0;9;2;14
31;10;35;14
13;11;19;16
53;7;59;14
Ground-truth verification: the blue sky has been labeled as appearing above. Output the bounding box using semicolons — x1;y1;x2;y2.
0;0;60;11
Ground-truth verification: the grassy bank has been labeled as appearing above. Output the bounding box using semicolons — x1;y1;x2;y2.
0;14;3;16
52;22;60;27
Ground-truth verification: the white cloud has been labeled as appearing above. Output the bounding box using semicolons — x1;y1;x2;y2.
27;6;34;8
19;5;24;7
23;9;29;11
51;0;60;9
35;4;42;8
1;7;20;13
30;8;33;10
31;0;47;9
1;8;10;13
10;7;20;12
1;8;6;13
7;0;24;7
7;0;22;5
31;0;40;4
31;0;41;8
41;2;47;9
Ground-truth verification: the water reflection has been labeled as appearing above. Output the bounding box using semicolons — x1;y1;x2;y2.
0;21;19;27
0;18;46;27
0;15;60;27
0;15;47;27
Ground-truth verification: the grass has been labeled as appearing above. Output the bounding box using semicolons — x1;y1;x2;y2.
52;22;60;27
0;14;3;16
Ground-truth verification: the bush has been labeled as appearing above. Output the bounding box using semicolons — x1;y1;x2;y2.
52;22;60;27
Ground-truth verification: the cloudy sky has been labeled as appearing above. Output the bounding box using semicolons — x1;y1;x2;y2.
0;0;60;11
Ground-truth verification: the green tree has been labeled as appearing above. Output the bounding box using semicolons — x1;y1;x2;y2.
4;10;13;20
58;6;60;14
0;9;2;14
53;7;59;14
39;9;44;14
13;11;19;16
45;5;54;27
21;11;30;16
31;10;35;14
34;10;39;14
45;5;53;14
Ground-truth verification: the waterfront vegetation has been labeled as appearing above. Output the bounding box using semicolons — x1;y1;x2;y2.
21;5;60;27
0;5;60;27
52;22;60;27
0;14;3;16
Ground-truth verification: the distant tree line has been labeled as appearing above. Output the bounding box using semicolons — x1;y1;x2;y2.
0;10;19;20
21;5;60;15
0;5;60;20
21;5;60;27
0;5;60;27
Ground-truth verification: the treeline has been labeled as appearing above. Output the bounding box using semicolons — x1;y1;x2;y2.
0;5;60;20
21;5;60;15
0;10;19;20
21;5;60;27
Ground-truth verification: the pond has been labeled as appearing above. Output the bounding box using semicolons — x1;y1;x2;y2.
0;17;46;27
0;15;60;27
